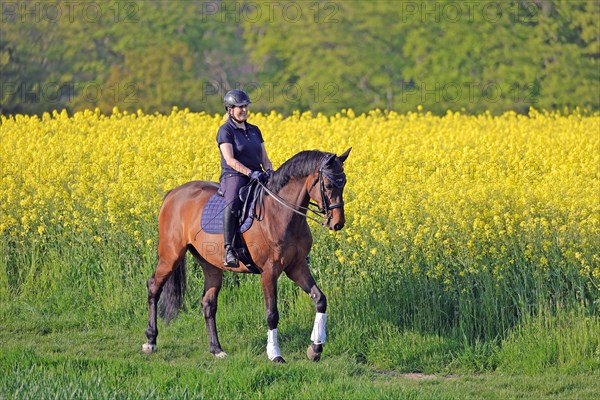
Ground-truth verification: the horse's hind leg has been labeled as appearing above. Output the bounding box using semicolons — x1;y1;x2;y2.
200;263;227;358
285;261;327;361
142;249;185;354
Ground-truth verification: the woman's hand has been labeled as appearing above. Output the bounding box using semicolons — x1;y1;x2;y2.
249;170;269;183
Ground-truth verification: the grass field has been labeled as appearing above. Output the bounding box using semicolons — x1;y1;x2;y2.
2;311;599;399
1;108;599;398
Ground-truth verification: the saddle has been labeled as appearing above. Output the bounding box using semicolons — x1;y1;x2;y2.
200;181;264;273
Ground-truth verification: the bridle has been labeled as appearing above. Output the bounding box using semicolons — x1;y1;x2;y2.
310;153;346;214
257;154;346;227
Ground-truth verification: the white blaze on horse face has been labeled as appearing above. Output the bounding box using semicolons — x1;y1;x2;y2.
310;312;327;344
267;329;282;360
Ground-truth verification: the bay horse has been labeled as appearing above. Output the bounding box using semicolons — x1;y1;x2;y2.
142;148;351;363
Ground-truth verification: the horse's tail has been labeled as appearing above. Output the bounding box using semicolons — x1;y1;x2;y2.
158;256;187;325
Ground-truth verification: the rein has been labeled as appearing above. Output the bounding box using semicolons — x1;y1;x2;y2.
256;155;346;227
256;182;331;227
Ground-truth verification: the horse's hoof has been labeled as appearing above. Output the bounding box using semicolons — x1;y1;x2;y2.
142;343;156;354
213;351;228;359
272;356;286;363
307;344;322;361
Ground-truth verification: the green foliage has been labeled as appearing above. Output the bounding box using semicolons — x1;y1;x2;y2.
496;310;600;373
1;0;598;115
1;210;599;397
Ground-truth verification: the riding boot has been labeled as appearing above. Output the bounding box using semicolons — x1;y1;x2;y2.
223;206;239;267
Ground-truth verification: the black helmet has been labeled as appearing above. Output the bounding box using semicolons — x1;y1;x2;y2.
224;89;251;109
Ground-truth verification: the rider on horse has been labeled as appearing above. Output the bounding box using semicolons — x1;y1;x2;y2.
217;89;273;267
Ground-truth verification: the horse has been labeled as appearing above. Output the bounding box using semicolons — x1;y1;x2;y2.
142;148;351;363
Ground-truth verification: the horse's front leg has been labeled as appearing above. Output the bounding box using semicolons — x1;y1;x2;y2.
262;271;285;363
285;262;327;361
307;284;327;361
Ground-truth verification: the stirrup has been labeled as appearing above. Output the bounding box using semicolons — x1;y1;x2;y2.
224;246;238;267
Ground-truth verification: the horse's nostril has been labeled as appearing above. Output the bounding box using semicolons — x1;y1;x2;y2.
333;222;344;231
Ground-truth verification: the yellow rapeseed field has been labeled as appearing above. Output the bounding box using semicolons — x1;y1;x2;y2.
1;108;599;289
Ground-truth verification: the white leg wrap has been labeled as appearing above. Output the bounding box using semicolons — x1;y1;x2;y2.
310;312;327;344
267;329;281;360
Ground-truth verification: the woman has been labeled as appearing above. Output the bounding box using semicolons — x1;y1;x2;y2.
217;89;273;267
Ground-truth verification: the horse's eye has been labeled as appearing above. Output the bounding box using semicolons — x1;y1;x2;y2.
325;183;334;190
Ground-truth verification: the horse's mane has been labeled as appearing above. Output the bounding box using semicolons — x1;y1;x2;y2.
267;150;327;193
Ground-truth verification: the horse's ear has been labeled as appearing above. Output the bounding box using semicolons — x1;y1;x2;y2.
337;147;352;163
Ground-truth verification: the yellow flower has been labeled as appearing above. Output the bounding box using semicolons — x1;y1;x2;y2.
0;107;597;289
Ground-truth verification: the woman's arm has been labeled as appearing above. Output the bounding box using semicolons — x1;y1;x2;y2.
219;143;253;176
261;143;273;171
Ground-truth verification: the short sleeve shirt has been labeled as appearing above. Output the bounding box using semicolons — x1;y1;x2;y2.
217;118;264;179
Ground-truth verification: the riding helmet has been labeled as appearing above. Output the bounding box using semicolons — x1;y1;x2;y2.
224;89;251;110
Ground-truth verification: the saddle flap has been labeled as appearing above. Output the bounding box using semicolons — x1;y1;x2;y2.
239;180;260;223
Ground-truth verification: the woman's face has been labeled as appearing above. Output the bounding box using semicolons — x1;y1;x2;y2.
229;104;248;122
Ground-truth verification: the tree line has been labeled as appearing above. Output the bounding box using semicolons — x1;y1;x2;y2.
1;0;598;116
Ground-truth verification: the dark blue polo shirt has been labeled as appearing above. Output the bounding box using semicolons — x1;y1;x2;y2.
217;117;264;179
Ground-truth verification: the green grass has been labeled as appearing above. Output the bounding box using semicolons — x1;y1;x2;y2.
1;306;599;399
1;231;599;399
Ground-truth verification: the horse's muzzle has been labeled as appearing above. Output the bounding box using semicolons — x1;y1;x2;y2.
328;208;345;231
332;221;344;231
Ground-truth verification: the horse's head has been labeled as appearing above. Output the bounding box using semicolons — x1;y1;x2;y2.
307;148;351;231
